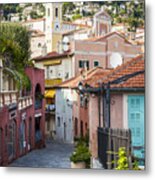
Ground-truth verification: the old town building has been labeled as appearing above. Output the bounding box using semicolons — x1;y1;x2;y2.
0;61;45;166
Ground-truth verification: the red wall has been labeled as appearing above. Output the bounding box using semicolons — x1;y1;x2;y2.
0;67;45;166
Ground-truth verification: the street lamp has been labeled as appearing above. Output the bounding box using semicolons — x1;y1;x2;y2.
78;81;83;92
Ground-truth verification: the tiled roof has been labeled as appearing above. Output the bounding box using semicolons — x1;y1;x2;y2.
33;50;73;61
58;67;111;89
94;31;132;45
57;55;144;90
82;31;132;45
92;54;144;89
62;21;92;28
22;18;45;24
29;29;45;37
95;10;111;20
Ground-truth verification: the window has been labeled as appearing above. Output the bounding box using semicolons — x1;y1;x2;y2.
75;118;78;136
94;61;99;67
79;60;89;70
38;43;42;48
55;8;58;17
80;95;88;108
80;120;83;137
57;117;61;127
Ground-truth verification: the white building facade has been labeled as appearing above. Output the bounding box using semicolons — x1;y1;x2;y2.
55;89;77;143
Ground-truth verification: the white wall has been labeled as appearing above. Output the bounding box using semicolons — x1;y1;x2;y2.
44;58;73;81
23;20;45;32
30;36;46;58
55;89;74;143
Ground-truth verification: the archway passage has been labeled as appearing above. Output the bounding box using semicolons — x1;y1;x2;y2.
19;120;26;155
0;128;2;164
7;120;16;161
28;117;32;151
35;83;42;110
35;116;42;146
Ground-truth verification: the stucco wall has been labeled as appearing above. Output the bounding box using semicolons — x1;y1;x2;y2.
88;95;99;158
55;89;73;143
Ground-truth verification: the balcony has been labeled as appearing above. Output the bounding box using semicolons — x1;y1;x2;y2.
0;91;33;110
18;96;33;110
0;91;18;108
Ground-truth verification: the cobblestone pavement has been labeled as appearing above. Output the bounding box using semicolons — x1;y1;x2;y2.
9;141;74;169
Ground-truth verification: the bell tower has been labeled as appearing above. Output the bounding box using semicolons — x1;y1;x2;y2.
45;2;62;53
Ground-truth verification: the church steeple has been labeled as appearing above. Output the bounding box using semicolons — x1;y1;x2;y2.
44;2;62;52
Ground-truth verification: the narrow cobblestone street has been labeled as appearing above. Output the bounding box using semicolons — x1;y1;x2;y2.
9;141;74;169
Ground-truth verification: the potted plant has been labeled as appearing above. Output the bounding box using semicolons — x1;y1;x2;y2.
70;143;91;169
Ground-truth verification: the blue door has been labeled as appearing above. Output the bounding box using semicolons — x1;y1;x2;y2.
128;95;145;165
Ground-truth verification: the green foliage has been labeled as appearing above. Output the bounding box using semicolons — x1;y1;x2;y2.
71;131;91;167
70;143;91;166
0;4;19;20
0;22;31;90
132;160;141;170
62;2;76;15
72;14;82;21
115;147;141;170
115;147;129;170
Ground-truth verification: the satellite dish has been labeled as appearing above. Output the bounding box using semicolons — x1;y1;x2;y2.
63;36;69;44
63;44;69;52
110;52;123;68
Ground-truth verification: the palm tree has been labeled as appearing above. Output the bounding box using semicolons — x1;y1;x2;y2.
0;22;31;91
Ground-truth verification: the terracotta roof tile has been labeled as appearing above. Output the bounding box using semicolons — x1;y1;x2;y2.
92;54;145;88
58;67;111;89
33;50;73;61
57;54;144;90
94;31;132;45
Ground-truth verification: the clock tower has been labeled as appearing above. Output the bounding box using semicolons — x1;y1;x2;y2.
45;2;62;52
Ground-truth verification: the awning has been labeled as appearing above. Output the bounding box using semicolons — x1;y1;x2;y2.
44;90;56;98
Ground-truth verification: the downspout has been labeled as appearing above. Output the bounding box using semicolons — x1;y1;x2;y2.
98;91;101;127
106;82;110;128
104;82;110;128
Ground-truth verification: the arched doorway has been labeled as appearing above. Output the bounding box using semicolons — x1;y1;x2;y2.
0;128;3;164
28;117;32;151
35;83;42;110
19;120;26;155
7;120;16;161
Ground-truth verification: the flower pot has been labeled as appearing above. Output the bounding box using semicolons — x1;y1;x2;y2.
71;161;86;169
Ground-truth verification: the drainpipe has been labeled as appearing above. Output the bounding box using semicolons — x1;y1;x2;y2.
106;82;110;128
104;82;110;128
98;91;101;127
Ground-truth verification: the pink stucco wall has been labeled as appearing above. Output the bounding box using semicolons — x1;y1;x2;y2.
0;67;45;166
88;95;99;158
88;93;124;158
74;34;142;76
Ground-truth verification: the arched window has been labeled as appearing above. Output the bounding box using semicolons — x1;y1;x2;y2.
55;8;58;17
0;128;2;162
35;83;42;110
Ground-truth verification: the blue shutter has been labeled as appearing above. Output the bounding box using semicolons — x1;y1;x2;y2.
128;95;145;165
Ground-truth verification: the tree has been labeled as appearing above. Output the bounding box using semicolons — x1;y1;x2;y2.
126;0;145;32
0;23;31;90
0;4;19;20
62;2;76;16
